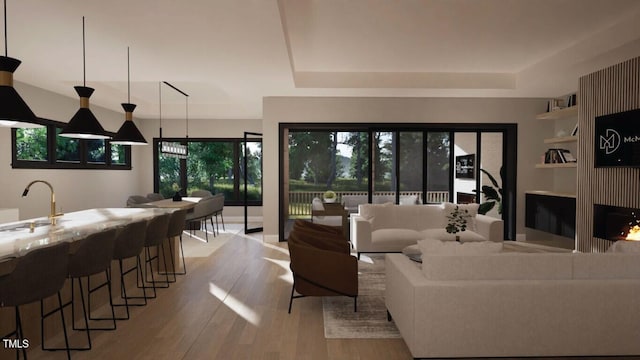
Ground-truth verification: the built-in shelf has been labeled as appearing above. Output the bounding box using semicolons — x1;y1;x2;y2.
544;135;578;144
535;163;577;169
536;106;578;120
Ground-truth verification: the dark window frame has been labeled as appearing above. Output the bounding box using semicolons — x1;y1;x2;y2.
152;137;263;207
279;122;517;241
11;118;132;170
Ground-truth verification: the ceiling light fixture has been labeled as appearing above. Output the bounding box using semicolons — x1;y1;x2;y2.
0;0;42;128
60;16;110;140
159;81;189;159
111;47;147;145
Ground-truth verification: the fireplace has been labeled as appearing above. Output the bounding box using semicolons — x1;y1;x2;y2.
593;204;640;241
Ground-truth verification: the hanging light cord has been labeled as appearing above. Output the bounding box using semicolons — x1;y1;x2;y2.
4;0;8;57
127;47;130;103
158;81;162;129
82;16;86;86
185;96;189;138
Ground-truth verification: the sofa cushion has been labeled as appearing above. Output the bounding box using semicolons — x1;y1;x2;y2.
401;244;421;256
421;253;574;281
420;228;487;242
418;239;502;256
572;253;640;279
372;229;422;247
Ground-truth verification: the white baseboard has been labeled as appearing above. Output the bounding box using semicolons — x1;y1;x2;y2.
264;234;280;243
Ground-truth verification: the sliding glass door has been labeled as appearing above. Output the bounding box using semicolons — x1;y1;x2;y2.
280;123;517;241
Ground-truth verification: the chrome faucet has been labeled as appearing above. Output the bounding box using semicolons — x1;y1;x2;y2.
22;180;64;225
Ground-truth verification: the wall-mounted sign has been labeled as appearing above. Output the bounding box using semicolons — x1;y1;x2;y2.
455;154;475;179
594;108;640;168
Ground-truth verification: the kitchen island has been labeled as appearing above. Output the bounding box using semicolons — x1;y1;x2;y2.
0;207;174;275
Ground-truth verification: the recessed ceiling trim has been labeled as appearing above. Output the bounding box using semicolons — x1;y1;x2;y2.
294;71;516;89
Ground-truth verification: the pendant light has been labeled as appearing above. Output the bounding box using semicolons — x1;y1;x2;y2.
0;0;42;128
111;47;147;145
159;81;189;159
60;17;110;139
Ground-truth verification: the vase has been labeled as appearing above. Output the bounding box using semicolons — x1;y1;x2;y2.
172;192;182;202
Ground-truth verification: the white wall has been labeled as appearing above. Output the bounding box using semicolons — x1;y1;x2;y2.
263;96;553;242
453;132;476;201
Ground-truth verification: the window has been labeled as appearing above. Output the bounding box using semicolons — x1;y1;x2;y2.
12;119;132;169
280;123;517;241
154;138;263;206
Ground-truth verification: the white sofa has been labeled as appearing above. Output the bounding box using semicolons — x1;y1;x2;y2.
350;203;503;258
385;252;640;358
341;194;421;214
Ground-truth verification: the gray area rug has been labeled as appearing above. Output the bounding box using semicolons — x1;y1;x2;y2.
322;255;402;339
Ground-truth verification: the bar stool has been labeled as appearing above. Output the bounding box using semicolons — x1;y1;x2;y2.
166;209;187;276
43;229;117;352
111;220;149;316
0;242;71;360
139;213;171;298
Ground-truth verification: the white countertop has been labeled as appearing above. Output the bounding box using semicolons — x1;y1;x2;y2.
0;207;173;261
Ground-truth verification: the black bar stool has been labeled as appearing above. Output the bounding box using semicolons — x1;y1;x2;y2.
166;209;187;276
139;213;171;297
111;219;149;316
43;228;117;352
0;242;71;360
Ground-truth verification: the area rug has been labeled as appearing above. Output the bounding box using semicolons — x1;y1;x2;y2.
180;230;236;258
322;254;401;339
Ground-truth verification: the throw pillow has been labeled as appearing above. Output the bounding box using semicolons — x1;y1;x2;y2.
606;240;640;253
442;202;478;231
418;239;502;255
401;244;421;256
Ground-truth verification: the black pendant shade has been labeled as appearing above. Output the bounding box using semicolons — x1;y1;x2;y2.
60;85;111;139
111;103;147;145
0;56;42;128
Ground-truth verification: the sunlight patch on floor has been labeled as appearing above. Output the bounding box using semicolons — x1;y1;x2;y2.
263;257;293;284
209;282;261;326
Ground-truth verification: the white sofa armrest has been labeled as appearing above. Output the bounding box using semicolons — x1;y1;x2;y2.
385;254;429;352
350;215;372;255
475;214;504;242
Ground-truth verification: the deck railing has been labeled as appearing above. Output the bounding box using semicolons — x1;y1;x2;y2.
287;191;450;217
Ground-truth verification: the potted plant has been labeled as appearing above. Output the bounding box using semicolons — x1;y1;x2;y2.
323;190;337;203
172;183;182;202
446;205;469;242
475;167;503;215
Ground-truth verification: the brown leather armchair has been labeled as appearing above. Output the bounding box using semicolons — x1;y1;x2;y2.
287;221;358;313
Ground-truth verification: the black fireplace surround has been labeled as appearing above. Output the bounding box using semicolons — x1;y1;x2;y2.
593;204;640;241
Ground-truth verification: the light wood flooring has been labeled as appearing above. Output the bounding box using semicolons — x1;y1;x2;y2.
8;225;640;360
16;226;411;360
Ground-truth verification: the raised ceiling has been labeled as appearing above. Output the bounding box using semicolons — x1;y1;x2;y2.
5;0;640;120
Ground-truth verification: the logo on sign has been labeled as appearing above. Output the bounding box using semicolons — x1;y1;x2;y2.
599;129;621;154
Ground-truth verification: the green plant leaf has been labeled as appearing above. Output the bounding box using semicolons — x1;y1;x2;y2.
481;185;500;201
479;168;500;188
478;201;495;215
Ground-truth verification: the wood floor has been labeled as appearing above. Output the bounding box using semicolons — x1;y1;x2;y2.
16;226;412;360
